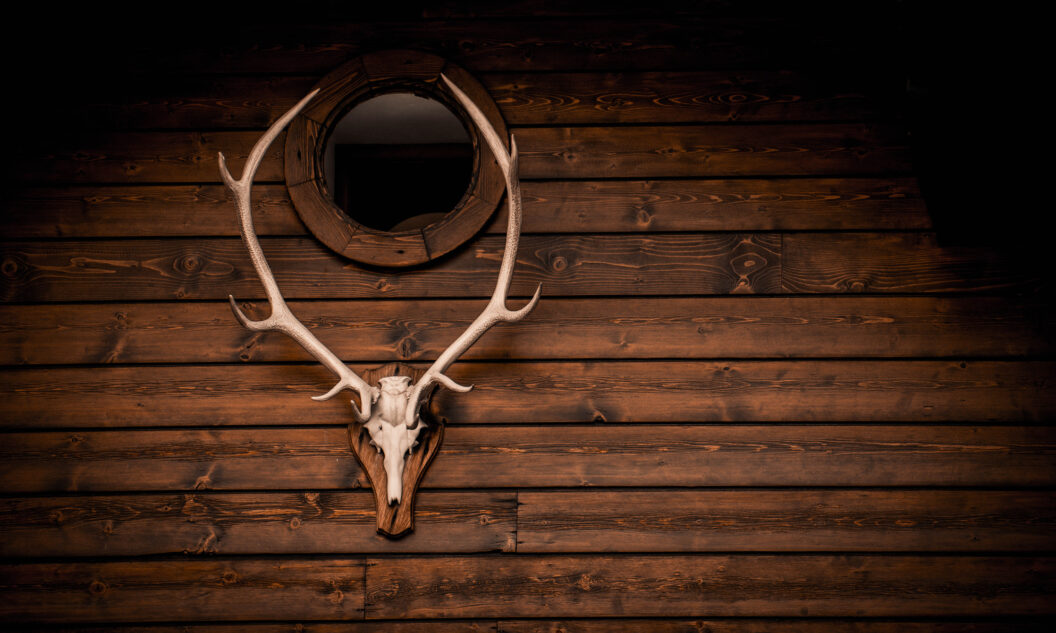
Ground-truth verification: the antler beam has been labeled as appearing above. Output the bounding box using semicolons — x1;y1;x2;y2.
401;75;542;429
220;89;378;422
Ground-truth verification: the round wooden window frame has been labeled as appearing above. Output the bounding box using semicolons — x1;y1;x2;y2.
284;50;508;267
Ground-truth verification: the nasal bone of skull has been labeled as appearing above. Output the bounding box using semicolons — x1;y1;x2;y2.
376;420;425;505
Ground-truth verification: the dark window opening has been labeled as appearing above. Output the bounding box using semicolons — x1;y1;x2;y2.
325;92;473;233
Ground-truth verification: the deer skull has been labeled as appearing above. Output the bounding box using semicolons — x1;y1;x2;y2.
221;75;539;513
364;376;425;504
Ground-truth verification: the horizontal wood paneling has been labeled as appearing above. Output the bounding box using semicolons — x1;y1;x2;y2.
782;233;1045;293
3;185;304;238
496;621;1051;633
364;555;1056;618
3;490;1049;557
3;295;1049;366
2;426;1052;492
15;124;909;184
4;557;1051;622
517;490;1056;552
489;71;899;124
0;234;782;302
510;177;928;232
109;17;898;75
1;177;927;238
3;233;1040;302
0;492;515;556
0;559;365;623
15;131;285;184
0;624;499;633
74;70;897;130
0;621;1041;633
4;361;1051;427
515;124;910;179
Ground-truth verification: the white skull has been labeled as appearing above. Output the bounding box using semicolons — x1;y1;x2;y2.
363;376;425;504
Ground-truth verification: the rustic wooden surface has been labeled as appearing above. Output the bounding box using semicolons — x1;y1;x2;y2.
1;296;1050;365
3;177;927;238
362;555;1056;618
2;490;1049;556
2;2;1053;629
2;426;1053;491
13;124;911;184
3;361;1053;427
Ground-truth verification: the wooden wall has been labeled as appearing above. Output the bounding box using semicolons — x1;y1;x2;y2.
2;2;1053;630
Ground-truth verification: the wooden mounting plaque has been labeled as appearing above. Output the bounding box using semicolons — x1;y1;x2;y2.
346;362;444;538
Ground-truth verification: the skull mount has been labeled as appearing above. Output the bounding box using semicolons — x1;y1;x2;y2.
347;363;444;538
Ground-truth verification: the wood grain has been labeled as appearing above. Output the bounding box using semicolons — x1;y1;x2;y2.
489;70;898;124
0;621;1040;633
14;131;285;184
1;177;928;238
6;233;1034;302
0;559;364;622
0;492;515;556
0;234;781;302
2;425;1052;492
14;124;908;184
70;70;897;130
99;17;899;75
3;360;1052;428
364;555;1056;618
783;233;1046;293
2;185;304;238
497;620;1051;633
517;490;1056;552
514;124;910;179
0;624;497;633
2;490;1048;557
1;296;1049;365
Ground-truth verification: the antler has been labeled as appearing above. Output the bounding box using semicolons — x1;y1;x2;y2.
402;74;542;429
220;88;378;422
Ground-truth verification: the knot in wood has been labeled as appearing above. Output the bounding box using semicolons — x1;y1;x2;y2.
176;254;201;274
0;255;22;279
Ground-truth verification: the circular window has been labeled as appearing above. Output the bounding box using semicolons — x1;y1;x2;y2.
284;50;508;267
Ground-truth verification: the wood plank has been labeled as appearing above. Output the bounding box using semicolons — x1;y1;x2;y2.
5;490;1044;557
515;124;911;179
2;185;304;238
0;621;1039;633
0;559;364;622
364;555;1056;618
108;17;898;75
0;625;494;633
497;621;1049;633
0;234;781;302
490;71;899;124
14;124;908;184
7;233;1032;302
782;233;1045;293
506;177;928;232
0;492;515;557
1;178;928;238
1;426;1052;492
70;71;897;130
15;131;285;184
517;490;1056;552
3;361;1052;428
1;296;1049;366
